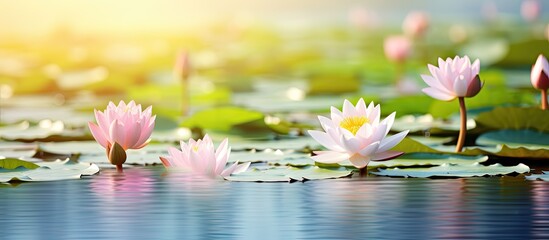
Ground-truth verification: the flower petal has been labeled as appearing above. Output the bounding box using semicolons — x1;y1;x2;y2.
378;130;409;152
308;130;344;151
88;122;109;148
311;151;350;164
349;154;370;168
358;141;380;156
453;76;468;97
372;151;404;161
422;87;456;101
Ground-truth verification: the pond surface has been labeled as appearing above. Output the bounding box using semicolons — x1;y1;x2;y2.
1;166;548;240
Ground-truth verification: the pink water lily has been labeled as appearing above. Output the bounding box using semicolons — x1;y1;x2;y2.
421;56;482;101
88;100;156;171
384;35;412;63
420;56;483;152
160;135;250;178
308;99;408;169
402;11;429;38
531;54;549;110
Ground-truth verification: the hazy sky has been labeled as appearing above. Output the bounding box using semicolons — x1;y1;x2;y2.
0;0;542;37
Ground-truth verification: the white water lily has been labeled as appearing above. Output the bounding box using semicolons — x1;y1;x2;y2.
308;98;409;169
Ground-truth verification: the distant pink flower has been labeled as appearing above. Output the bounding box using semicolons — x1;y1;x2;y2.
160;135;250;178
174;50;191;80
521;0;540;22
308;99;408;169
89;100;156;151
421;56;483;101
532;54;549;90
402;11;429;38
384;35;412;63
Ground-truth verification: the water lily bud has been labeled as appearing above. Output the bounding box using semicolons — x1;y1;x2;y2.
108;142;127;166
465;75;483;97
384;35;412;63
531;55;549;90
402;11;429;38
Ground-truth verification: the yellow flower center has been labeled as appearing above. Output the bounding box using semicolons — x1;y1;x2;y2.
192;146;199;152
340;116;368;135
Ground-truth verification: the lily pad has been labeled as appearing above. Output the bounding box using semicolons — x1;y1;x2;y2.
181;107;263;131
372;162;530;178
391;137;442;154
269;156;315;167
367;153;488;168
228;150;308;163
0;158;39;171
230;137;321;151
463;145;549;159
475;107;549;132
526;172;549;181
476;130;549;148
0;159;99;182
225;166;353;182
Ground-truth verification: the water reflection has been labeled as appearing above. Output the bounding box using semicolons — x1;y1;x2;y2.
0;167;547;239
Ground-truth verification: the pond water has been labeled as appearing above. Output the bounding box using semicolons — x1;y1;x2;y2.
1;166;547;240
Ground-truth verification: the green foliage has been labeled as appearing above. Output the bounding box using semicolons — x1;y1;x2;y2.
0;158;39;171
391;137;442;154
475;107;549;132
429;88;535;118
382;95;434;116
181;107;264;131
476;130;549;147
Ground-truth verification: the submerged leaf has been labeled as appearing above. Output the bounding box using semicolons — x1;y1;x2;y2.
373;163;530;178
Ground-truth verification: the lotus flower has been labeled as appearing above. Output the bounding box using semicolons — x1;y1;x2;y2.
308;99;408;169
420;56;482;152
160;135;250;178
531;54;549;109
384;35;412;63
402;11;429;38
88;100;156;170
421;56;482;101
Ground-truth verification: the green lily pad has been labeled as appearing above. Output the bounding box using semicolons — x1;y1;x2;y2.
367;153;488;168
269;157;315;167
0;159;99;182
0;158;39;170
373;163;530;178
476;130;549;148
230;137;321;151
181;107;263;131
475;107;549;132
463;145;549;159
225;166;353;182
526;172;549;181
390;137;442;154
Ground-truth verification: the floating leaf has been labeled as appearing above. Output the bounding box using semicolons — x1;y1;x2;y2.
0;158;39;170
381;95;434;116
526;172;549;181
181;107;263;131
476;130;549;148
475;107;549;132
463;145;549;159
230;137;321;151
228;150;308;163
390;137;442;154
366;153;488;168
225;166;352;182
0;159;99;182
392;114;476;133
373;163;530;178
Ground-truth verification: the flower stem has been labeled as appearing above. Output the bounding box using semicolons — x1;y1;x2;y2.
456;97;467;153
116;164;123;173
542;89;548;110
182;75;190;116
358;167;368;177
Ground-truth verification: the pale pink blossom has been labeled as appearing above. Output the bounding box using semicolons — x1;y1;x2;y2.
160;135;250;178
521;0;540;22
384;35;412;63
88;100;156;151
402;11;429;38
421;56;483;101
531;54;549;90
308;99;408;169
174;50;191;80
